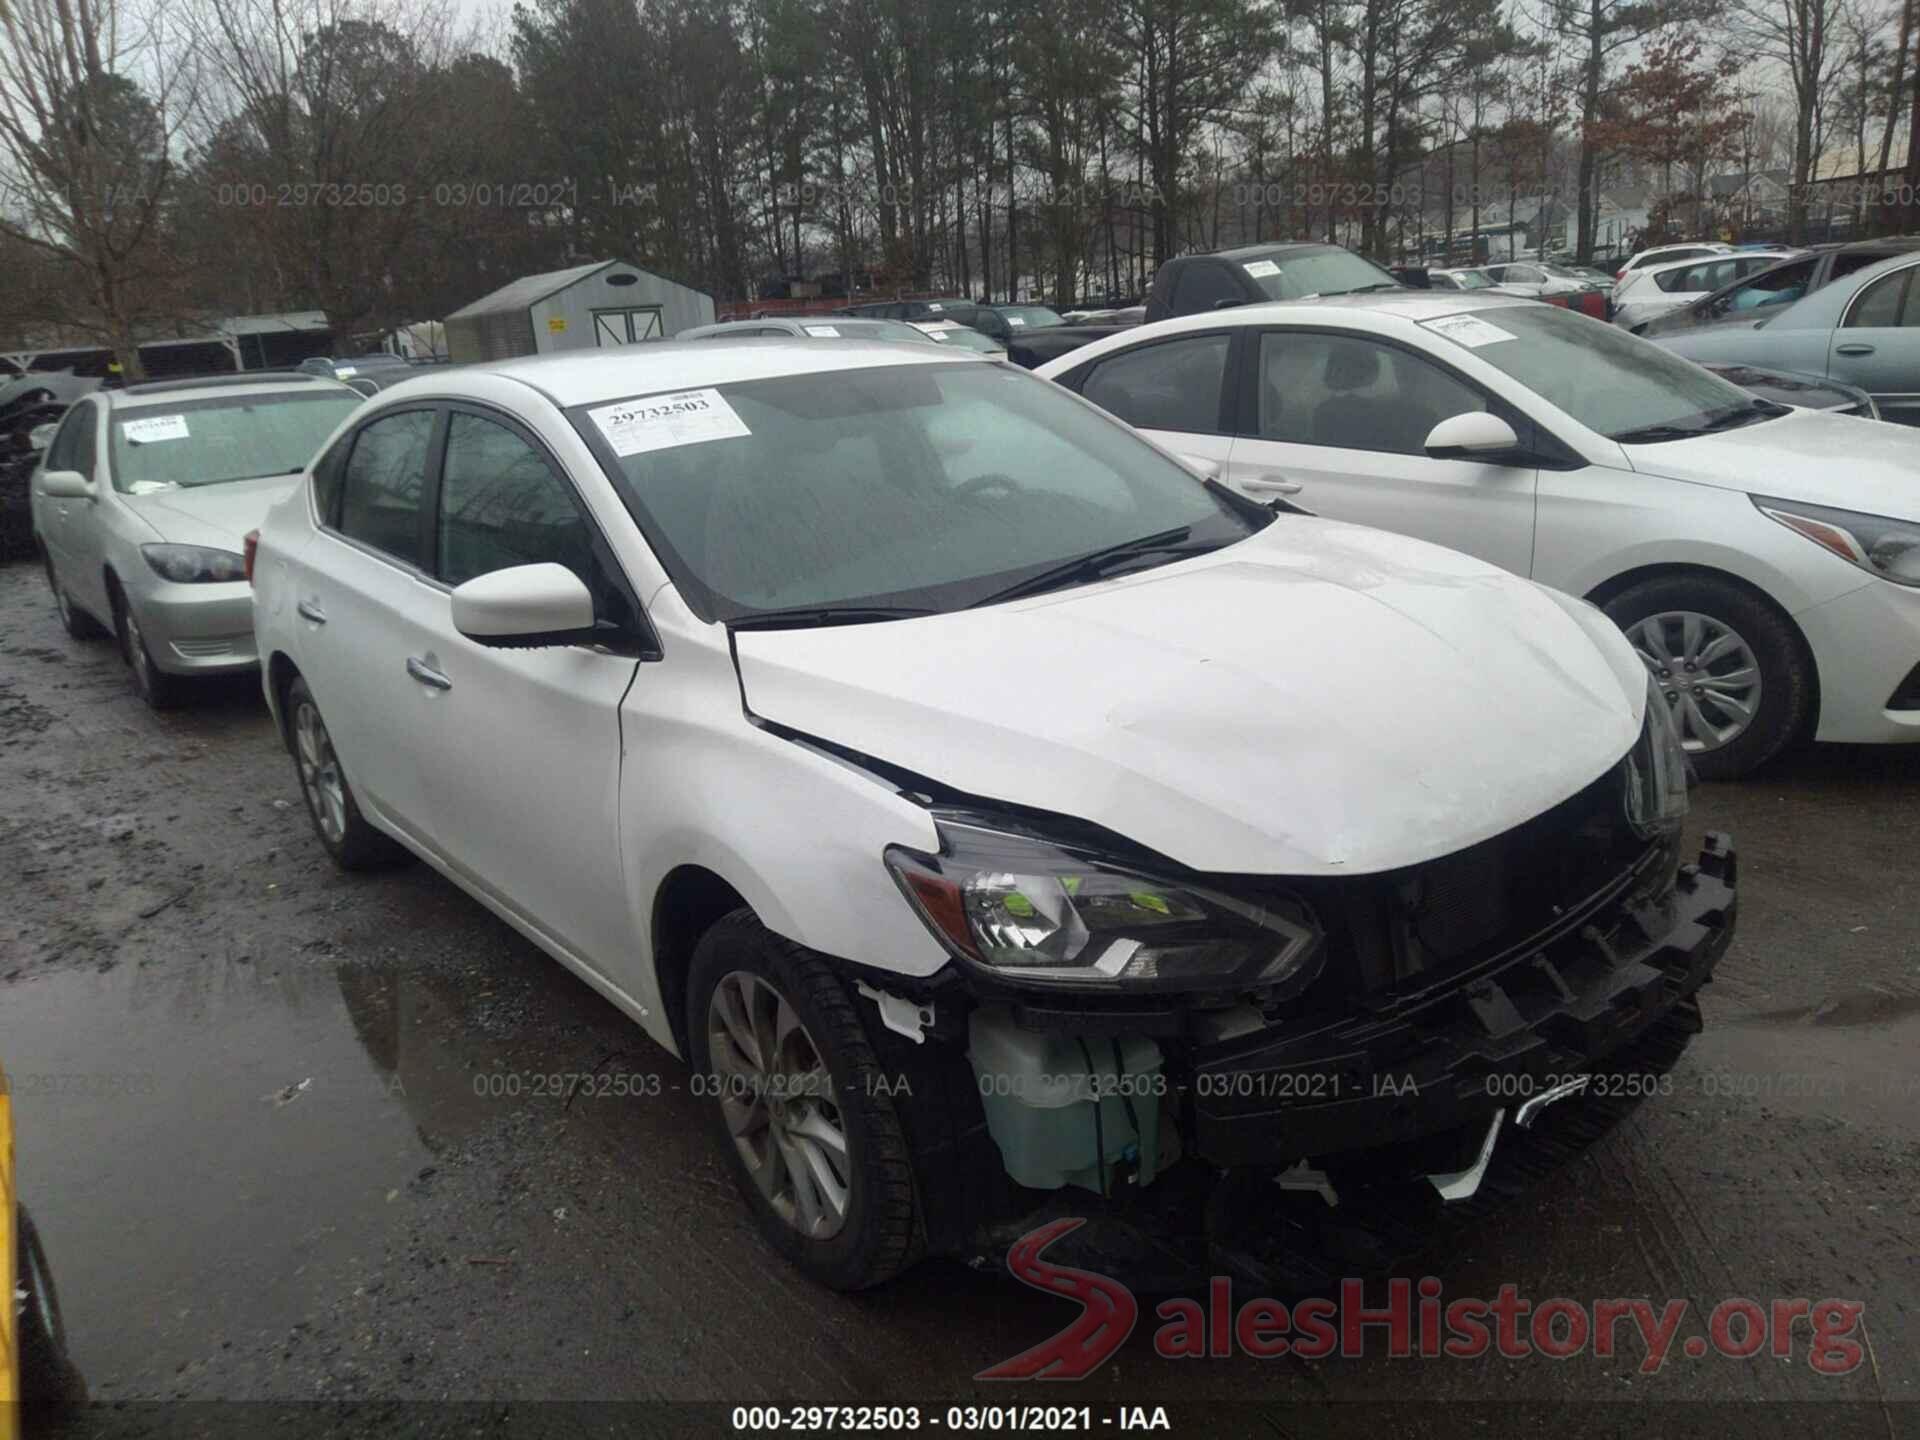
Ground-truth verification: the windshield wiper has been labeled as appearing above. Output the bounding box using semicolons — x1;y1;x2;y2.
968;526;1210;609
1609;421;1707;444
726;604;938;631
1700;400;1788;430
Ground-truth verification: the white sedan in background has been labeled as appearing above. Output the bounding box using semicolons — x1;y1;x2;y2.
1038;292;1920;778
1613;250;1799;332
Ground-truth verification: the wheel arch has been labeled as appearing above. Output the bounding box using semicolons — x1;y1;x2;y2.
266;650;302;749
1584;560;1823;738
650;864;753;1056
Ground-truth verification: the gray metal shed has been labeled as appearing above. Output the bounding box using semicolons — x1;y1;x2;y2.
444;260;716;363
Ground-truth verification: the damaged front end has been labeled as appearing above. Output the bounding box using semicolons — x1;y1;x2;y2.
846;713;1735;1290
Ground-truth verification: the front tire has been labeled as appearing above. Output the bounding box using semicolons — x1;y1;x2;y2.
17;1207;86;1413
687;911;921;1290
285;674;407;870
1603;574;1811;780
112;587;187;709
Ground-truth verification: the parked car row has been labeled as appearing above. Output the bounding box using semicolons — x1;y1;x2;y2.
23;247;1918;1303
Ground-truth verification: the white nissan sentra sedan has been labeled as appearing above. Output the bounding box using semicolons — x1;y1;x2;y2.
1039;293;1920;779
252;341;1734;1291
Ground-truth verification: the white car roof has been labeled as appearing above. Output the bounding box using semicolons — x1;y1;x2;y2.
379;338;982;410
1633;248;1796;280
1031;291;1548;378
108;375;360;409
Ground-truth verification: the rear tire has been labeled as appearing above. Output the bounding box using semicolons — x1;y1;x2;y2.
687;910;921;1290
44;552;106;640
284;674;408;870
1602;574;1810;781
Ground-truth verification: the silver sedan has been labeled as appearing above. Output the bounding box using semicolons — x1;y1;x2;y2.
31;373;363;706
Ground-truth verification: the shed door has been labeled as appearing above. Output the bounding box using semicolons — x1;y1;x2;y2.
592;308;665;345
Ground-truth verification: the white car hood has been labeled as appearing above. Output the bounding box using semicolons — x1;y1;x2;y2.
1624;408;1920;521
119;473;301;550
734;520;1645;876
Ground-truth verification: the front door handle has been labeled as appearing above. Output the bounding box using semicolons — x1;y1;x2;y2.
296;599;327;624
1836;343;1876;356
1241;474;1304;495
405;655;452;691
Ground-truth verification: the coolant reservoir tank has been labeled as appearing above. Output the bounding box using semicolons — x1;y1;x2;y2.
967;1006;1167;1192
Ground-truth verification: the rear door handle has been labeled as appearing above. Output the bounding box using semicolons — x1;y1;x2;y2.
1836;343;1876;356
296;599;327;624
405;656;451;691
1241;474;1304;495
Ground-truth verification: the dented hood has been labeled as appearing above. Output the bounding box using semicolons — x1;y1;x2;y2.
733;519;1647;876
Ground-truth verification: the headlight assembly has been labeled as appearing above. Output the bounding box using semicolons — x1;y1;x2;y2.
141;544;248;584
1754;495;1920;587
1625;673;1690;839
885;815;1322;995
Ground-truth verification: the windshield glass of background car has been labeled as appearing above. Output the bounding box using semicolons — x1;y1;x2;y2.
998;306;1062;328
1249;248;1399;299
573;363;1258;619
1422;305;1756;440
108;391;363;493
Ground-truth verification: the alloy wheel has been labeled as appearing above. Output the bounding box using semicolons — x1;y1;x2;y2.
293;699;348;844
1627;610;1762;753
706;970;851;1241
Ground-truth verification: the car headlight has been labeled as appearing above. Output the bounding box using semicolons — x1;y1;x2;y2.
884;814;1322;994
141;544;248;584
1754;495;1920;587
1625;673;1690;838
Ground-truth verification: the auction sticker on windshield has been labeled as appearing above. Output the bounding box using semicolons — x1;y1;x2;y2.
589;389;752;457
803;325;840;336
121;415;190;444
1243;260;1282;277
1424;315;1515;349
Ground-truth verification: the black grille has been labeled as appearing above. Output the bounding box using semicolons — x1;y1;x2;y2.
1276;762;1656;1006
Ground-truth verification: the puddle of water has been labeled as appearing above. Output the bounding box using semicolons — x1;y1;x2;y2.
1739;987;1920;1029
0;958;441;1393
1693;999;1920;1131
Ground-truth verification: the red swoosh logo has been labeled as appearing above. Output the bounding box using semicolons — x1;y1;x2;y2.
976;1218;1138;1380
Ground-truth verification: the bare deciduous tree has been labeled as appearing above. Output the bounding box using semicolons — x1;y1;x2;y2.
0;0;199;375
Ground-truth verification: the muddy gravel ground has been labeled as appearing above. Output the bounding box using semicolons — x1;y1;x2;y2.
0;554;1915;1440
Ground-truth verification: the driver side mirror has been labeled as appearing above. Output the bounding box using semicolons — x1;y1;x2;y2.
39;468;92;499
1424;412;1523;461
451;563;599;648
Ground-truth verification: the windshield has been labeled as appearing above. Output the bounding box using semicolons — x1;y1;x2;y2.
1244;246;1401;300
108;390;363;492
806;319;938;344
996;306;1063;329
572;362;1260;620
1451;270;1494;290
1421;305;1769;442
919;326;1003;354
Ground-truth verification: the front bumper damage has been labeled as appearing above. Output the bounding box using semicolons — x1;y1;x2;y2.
861;833;1736;1288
